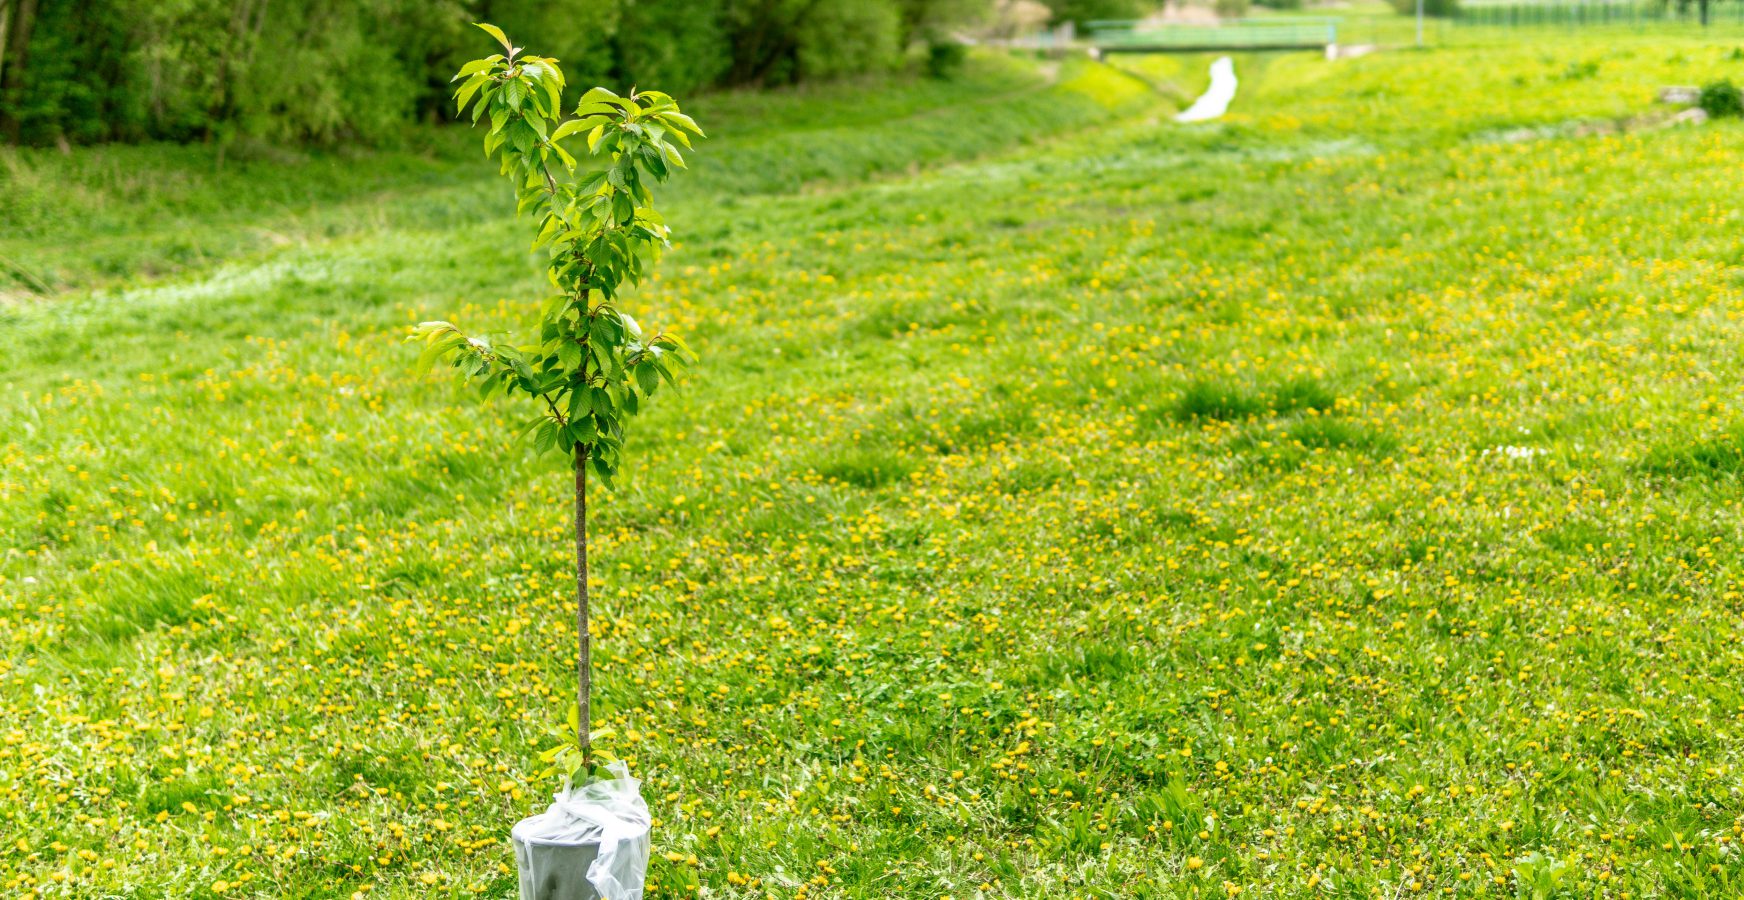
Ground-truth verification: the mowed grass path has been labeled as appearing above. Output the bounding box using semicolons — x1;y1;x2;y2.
6;38;1744;898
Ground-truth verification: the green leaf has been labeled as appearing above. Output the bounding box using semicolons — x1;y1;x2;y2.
451;56;499;82
658;110;704;137
588;313;619;349
475;22;513;53
454;73;489;114
552;115;609;144
552;142;577;171
509;119;536;153
540;73;562;116
533;213;562;248
577;87;628;109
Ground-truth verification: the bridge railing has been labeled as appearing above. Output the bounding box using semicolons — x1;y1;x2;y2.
1087;18;1340;49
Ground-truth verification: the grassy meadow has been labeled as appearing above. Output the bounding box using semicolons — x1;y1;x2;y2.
8;31;1744;899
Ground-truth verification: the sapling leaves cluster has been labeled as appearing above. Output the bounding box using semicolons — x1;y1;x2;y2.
413;22;702;485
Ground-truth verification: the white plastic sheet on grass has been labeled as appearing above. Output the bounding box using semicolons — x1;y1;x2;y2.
512;761;652;900
1176;56;1238;123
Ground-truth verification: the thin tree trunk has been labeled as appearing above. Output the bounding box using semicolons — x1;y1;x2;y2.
575;447;591;765
1;0;13;84
0;0;37;143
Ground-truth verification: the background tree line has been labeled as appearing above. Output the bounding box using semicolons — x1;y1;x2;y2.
0;0;1002;146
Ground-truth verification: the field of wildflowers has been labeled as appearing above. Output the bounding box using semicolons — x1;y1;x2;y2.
7;33;1744;899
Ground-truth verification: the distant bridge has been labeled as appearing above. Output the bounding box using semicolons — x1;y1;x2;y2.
1086;18;1340;53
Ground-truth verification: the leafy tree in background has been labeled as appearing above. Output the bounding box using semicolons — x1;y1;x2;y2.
412;24;701;773
614;0;730;100
1042;0;1154;27
479;0;620;99
1388;0;1458;16
896;0;989;45
0;0;993;146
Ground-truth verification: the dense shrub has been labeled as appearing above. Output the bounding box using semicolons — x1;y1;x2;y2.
1043;0;1154;27
796;0;903;81
926;40;970;79
0;0;991;146
1699;79;1744;118
1389;0;1460;17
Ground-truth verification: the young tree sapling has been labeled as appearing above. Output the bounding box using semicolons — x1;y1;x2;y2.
412;22;703;782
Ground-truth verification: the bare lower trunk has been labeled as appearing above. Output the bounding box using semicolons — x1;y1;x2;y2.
0;0;38;144
575;449;591;765
1;1;13;81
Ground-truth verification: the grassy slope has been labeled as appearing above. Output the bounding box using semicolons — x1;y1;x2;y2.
6;37;1744;899
0;54;1141;294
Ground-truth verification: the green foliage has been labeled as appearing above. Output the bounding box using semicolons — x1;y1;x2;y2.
16;34;1744;898
0;0;469;145
1390;0;1461;17
1641;429;1744;477
795;0;903;80
925;39;969;79
1171;377;1335;422
1043;0;1154;27
898;0;990;45
1699;78;1743;117
1;0;991;147
614;0;731;97
0;54;1134;293
412;25;702;482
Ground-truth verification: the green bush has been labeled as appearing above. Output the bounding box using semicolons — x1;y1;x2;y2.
1700;79;1744;118
796;0;903;80
1389;0;1460;17
1043;0;1152;26
0;0;991;147
926;40;969;79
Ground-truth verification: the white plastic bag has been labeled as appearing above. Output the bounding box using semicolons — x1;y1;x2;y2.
511;761;651;900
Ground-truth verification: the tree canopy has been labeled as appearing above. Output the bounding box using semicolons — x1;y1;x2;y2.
0;0;993;146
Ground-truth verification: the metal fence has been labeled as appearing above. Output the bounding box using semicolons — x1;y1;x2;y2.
1454;1;1744;27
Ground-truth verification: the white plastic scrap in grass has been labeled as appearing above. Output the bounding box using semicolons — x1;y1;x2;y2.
1176;56;1238;123
1482;445;1547;462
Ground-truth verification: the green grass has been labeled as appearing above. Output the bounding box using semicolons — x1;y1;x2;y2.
7;36;1744;899
0;54;1150;295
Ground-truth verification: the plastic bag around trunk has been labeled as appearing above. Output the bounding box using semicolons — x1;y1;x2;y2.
511;761;651;900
